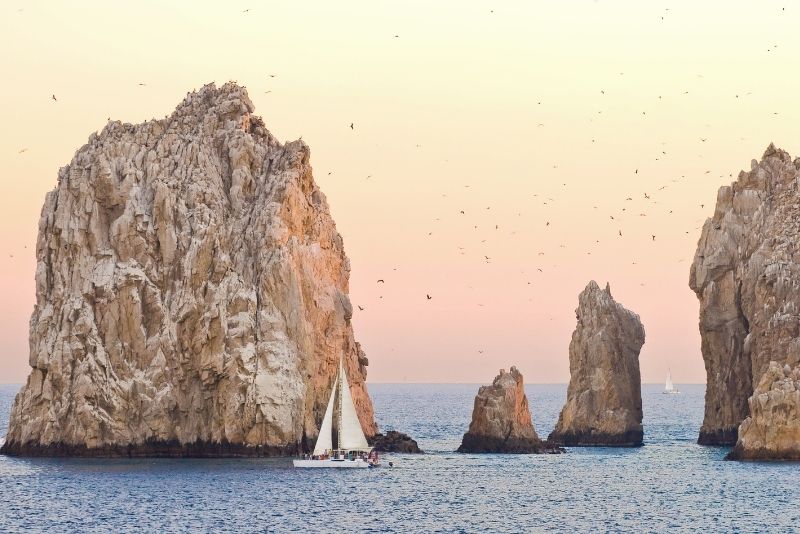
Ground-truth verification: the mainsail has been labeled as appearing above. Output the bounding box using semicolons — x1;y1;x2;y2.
338;358;370;450
312;371;338;455
665;370;674;392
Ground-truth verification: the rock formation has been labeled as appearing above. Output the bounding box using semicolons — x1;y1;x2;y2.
548;281;645;447
370;430;423;453
1;82;377;457
457;367;560;453
690;144;800;445
727;361;800;460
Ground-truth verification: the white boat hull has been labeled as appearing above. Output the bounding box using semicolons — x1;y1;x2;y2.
293;458;371;468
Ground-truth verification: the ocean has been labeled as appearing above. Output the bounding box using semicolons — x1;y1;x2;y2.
0;382;797;533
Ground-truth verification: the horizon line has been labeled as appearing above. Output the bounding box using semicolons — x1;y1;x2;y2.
0;382;707;387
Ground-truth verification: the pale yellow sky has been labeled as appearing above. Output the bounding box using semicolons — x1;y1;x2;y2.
1;1;797;383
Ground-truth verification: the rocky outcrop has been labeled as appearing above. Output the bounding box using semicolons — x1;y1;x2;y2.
370;430;423;453
457;367;560;453
727;361;800;460
548;281;645;447
1;82;377;457
690;144;800;445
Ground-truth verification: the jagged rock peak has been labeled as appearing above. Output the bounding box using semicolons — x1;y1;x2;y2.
690;144;800;446
1;82;377;457
548;281;645;447
457;367;561;454
727;361;800;460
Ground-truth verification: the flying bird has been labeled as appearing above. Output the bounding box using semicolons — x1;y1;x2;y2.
426;294;432;300
377;279;385;283
51;94;57;102
358;305;364;311
18;148;27;154
350;123;353;130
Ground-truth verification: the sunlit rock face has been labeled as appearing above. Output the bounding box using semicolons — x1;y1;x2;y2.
457;367;547;453
548;281;645;447
1;82;376;457
726;361;800;460
690;144;800;446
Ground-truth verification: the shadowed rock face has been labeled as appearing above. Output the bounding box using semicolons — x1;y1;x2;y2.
548;281;645;447
690;144;800;446
370;431;423;453
727;361;800;460
1;82;376;457
457;367;553;453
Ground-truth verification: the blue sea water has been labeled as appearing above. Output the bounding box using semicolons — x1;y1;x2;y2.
0;382;798;533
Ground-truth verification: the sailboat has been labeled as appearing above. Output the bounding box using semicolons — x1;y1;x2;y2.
293;357;377;468
663;369;680;394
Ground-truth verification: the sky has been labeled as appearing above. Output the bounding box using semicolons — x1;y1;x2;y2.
0;1;797;384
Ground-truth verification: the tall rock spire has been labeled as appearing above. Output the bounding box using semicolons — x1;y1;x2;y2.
1;82;376;457
548;281;645;447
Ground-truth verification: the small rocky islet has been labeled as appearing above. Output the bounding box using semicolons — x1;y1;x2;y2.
2;83;800;460
457;366;563;454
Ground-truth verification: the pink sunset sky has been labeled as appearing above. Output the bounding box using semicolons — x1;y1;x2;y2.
1;1;798;384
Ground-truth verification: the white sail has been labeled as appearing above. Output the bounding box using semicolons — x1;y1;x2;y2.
312;371;338;456
338;358;370;450
665;370;674;392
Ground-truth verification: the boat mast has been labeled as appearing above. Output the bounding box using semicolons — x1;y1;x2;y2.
337;355;343;450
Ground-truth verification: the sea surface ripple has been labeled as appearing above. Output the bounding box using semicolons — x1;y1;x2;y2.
1;383;797;533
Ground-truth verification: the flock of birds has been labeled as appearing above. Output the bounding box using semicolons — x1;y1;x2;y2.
11;4;793;367
15;77;763;316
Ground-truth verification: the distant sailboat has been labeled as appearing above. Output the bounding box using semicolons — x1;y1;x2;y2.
293;357;378;468
663;369;680;394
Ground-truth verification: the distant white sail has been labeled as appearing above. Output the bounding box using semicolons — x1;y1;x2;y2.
338;358;370;450
312;372;338;455
665;370;674;392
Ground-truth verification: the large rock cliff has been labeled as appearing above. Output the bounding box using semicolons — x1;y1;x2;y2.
548;281;645;447
690;144;800;445
727;361;800;460
1;82;377;457
457;367;558;453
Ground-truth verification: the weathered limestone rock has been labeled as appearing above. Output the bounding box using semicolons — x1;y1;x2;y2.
370;430;423;453
726;361;800;460
457;367;560;453
1;82;377;457
690;144;800;445
548;281;645;447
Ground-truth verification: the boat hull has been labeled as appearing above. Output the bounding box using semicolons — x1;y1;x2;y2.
293;458;371;468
